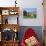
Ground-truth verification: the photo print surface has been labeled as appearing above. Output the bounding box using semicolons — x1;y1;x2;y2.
23;8;37;19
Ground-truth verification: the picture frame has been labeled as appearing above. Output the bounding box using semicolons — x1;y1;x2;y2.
9;10;17;15
2;10;9;15
23;8;37;19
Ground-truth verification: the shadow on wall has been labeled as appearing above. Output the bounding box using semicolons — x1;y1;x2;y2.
18;26;43;44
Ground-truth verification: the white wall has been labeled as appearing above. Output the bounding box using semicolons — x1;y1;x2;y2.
18;0;44;26
0;0;44;26
0;0;15;7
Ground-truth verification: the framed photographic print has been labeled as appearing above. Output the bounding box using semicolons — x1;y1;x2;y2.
9;10;17;15
9;10;15;15
2;10;9;15
23;8;37;19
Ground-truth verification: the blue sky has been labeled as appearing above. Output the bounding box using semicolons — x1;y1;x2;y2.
24;8;37;13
